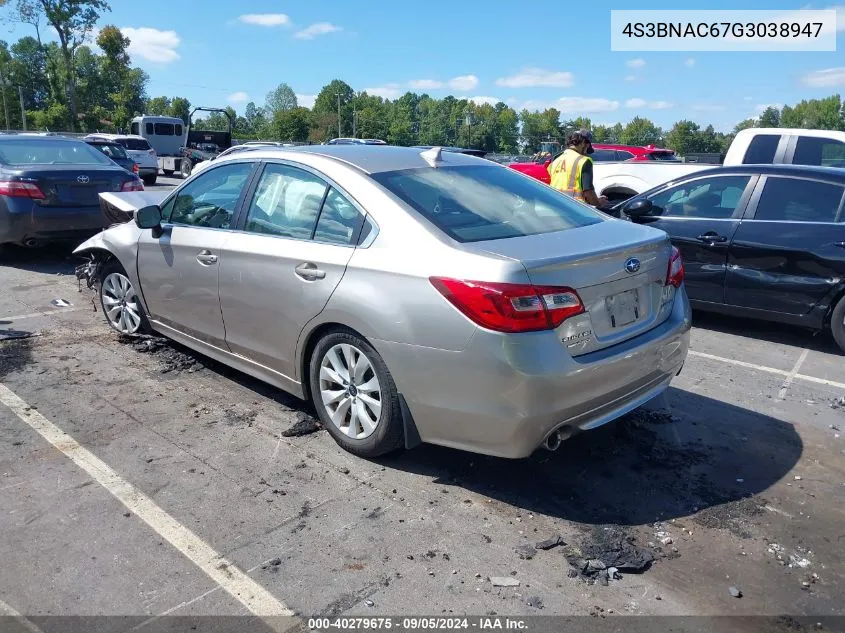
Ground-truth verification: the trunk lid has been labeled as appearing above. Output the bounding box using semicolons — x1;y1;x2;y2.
470;220;674;355
30;166;129;208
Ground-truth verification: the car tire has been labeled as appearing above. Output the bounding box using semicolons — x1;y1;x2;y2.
309;329;404;458
143;174;157;186
180;159;192;179
98;261;151;335
831;295;845;353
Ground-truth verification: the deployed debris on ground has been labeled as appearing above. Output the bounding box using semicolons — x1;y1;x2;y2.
118;334;204;373
282;412;322;437
565;526;655;583
0;329;41;341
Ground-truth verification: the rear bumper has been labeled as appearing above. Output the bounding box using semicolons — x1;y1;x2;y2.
374;286;692;459
0;203;108;245
138;167;158;177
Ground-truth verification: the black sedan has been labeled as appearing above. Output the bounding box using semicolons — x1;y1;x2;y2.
0;135;143;251
618;164;845;352
85;139;139;176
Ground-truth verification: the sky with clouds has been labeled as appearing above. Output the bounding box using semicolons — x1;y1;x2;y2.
3;0;844;132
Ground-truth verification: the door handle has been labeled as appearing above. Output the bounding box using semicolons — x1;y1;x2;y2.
696;232;727;243
295;262;326;280
196;250;218;265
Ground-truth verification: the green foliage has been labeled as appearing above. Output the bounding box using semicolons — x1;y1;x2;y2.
264;83;297;116
168;97;190;125
758;106;780;128
733;118;757;134
780;95;843;130
273;106;311;142
314;79;354;137
16;0;111;129
619;116;663;146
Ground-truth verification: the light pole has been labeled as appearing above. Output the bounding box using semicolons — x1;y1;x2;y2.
335;92;342;138
18;86;26;131
464;111;473;148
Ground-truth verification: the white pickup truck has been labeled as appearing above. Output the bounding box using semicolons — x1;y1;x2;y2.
593;128;845;202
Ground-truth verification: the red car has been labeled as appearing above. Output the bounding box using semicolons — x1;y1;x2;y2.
509;144;678;184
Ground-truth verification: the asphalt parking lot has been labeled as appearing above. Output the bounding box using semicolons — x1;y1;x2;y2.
1;193;844;629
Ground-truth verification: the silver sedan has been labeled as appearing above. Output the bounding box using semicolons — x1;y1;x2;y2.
74;145;691;458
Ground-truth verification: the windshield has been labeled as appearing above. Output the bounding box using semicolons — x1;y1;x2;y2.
373;165;603;243
0;139;114;166
90;143;129;160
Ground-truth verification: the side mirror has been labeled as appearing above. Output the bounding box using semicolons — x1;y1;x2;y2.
624;198;653;218
135;204;162;230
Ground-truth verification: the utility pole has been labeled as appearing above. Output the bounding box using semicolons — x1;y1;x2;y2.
335;92;342;138
0;65;9;130
18;86;26;131
353;109;357;138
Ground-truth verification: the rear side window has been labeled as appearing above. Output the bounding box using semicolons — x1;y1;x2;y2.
314;188;364;245
145;123;154;135
175;124;183;136
373;165;602;243
130;122;139;135
244;163;328;239
616;150;635;160
792;137;845;168
92;143;128;159
754;177;844;223
0;139;113;166
154;123;175;136
120;138;152;151
742;134;780;164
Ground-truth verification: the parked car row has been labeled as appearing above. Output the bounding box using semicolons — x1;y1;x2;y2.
83;133;159;185
510;128;845;202
4;135;843;463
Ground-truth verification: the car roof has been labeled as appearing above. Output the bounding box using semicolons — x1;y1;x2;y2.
594;143;673;153
678;163;845;181
0;134;81;143
239;144;488;174
85;133;147;140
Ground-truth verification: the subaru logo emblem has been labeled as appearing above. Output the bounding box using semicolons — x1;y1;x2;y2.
77;175;90;184
625;257;641;274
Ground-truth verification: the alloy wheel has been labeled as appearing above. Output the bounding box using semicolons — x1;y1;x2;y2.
318;343;382;439
101;272;143;334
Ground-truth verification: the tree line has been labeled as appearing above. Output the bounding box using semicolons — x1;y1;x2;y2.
2;1;844;156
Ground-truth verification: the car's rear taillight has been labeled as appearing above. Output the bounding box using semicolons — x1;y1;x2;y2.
132;163;139;173
430;277;584;333
666;246;684;288
0;181;46;199
121;179;144;192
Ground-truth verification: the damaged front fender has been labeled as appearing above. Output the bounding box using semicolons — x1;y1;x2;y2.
72;221;148;313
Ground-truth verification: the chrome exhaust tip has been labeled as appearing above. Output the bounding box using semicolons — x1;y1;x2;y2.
543;430;562;451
